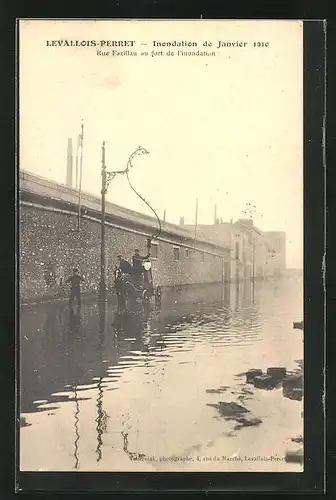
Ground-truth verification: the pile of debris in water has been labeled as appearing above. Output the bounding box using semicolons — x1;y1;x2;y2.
245;366;303;401
245;364;303;464
207;319;304;465
241;319;304;465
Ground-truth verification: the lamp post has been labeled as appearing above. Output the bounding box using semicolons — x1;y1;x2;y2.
98;144;149;301
252;232;255;281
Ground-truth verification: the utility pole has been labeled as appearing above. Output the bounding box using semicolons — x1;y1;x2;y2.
98;143;149;301
77;121;84;231
99;142;107;301
252;232;255;281
221;257;224;286
66;138;73;188
194;197;198;241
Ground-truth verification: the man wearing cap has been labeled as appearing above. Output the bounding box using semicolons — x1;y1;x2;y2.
117;255;133;275
66;268;84;306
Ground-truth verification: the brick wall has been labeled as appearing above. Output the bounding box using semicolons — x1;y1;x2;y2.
20;205;226;300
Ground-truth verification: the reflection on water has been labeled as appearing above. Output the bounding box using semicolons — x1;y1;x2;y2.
73;385;80;469
95;302;109;464
69;306;82;470
20;278;303;472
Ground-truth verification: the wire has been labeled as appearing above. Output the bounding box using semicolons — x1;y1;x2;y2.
74;385;80;469
126;170;162;241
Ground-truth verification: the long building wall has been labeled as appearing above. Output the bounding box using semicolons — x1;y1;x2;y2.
20;203;229;300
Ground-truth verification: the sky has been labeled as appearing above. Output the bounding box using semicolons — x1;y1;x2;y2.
19;20;303;268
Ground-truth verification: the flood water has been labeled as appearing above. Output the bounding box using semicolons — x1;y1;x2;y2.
19;277;304;472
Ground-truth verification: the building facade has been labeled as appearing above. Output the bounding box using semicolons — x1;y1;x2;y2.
186;221;253;283
185;218;286;282
263;231;286;276
234;219;267;280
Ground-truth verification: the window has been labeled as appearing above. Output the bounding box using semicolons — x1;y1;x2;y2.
173;246;180;261
201;252;205;262
151;243;158;259
186;248;189;258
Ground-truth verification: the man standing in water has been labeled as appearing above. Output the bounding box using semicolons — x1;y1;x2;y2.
66;268;84;307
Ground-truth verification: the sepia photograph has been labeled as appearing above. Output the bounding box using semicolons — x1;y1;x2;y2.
18;19;304;473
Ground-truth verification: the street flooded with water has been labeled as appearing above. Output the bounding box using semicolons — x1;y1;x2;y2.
19;277;303;472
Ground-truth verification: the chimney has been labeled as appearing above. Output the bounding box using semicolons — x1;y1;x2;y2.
163;209;166;223
179;216;185;226
66;138;73;188
214;204;217;224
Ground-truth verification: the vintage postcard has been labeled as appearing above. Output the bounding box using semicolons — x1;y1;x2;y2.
18;19;304;473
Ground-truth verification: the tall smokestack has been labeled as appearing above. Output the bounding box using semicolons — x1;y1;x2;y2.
66;138;73;188
214;204;217;224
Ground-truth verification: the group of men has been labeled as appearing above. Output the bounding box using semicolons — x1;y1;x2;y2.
117;248;150;286
118;249;149;273
66;248;150;306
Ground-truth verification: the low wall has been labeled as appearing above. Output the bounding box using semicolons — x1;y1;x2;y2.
20;204;229;301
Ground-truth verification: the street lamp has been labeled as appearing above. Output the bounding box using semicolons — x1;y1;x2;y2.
99;143;149;301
